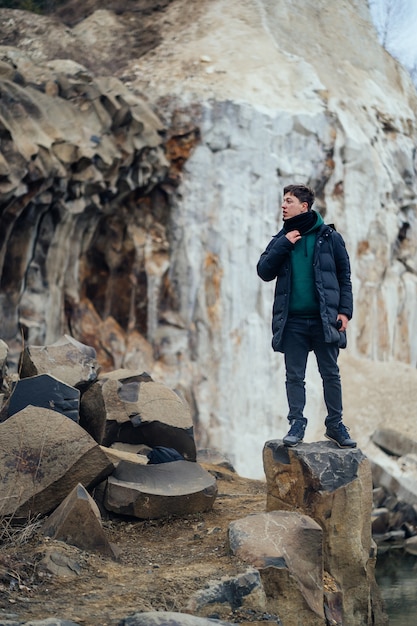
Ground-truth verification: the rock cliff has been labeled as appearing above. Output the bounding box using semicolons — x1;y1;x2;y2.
0;0;417;477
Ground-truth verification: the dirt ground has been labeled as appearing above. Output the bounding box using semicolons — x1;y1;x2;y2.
0;466;268;626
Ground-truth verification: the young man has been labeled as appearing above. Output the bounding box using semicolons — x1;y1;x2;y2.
256;184;356;448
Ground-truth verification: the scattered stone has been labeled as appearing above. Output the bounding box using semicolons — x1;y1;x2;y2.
371;508;390;534
372;428;417;458
80;370;196;460
228;511;323;624
119;612;235;626
40;547;83;579
19;335;99;389
105;459;217;519
372;486;387;508
368;442;417;505
42;483;117;558
186;568;267;620
197;448;236;472
6;374;80;423
0;406;114;518
404;535;417;555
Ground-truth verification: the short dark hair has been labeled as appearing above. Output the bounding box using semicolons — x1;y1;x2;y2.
283;184;315;210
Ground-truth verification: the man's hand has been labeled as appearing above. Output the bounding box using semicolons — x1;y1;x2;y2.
337;314;349;332
285;230;302;244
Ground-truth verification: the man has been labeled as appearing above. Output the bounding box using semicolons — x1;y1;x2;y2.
256;184;356;448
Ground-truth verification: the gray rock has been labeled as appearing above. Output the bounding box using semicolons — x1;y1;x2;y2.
42;483;117;558
228;511;323;625
119;612;235;626
186;568;267;619
19;335;99;388
371;428;417;458
197;449;236;473
404;535;417;555
7;374;80;423
105;459;217;519
368;442;417;505
80;371;196;460
371;507;390;534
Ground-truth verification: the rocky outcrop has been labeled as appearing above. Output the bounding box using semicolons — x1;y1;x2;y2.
0;335;216;525
0;46;168;372
0;332;408;624
1;0;417;481
263;440;387;626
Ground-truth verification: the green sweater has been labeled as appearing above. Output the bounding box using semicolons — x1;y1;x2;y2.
289;212;324;316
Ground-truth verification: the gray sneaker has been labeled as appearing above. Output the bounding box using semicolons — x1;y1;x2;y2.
325;422;357;448
283;420;306;447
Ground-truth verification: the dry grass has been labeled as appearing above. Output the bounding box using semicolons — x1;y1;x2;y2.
0;514;43;548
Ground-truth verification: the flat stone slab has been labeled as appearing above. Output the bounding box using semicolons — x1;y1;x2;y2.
105;459;217;519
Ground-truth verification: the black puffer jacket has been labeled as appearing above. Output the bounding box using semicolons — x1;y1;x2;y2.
257;223;353;352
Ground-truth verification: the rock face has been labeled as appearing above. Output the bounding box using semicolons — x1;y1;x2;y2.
0;0;417;481
263;440;387;626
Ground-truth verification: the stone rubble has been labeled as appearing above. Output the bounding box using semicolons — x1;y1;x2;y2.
0;333;414;625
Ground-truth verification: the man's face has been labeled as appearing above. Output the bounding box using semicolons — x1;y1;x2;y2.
282;193;308;220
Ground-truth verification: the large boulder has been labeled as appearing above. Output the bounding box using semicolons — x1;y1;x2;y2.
263;440;388;626
104;459;217;519
0;406;114;518
80;370;196;460
228;511;324;625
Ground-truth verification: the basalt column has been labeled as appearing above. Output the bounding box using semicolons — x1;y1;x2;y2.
263;440;387;626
